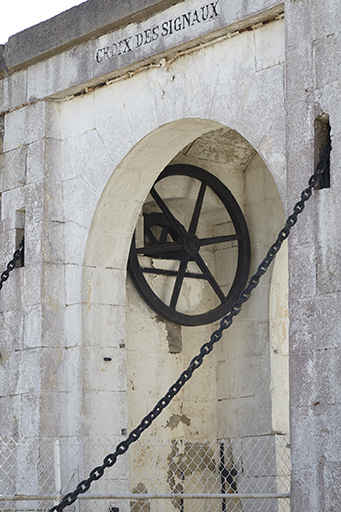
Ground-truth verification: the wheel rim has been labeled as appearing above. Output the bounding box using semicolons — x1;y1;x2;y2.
128;164;251;326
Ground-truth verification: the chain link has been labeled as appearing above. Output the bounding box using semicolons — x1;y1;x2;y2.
0;237;25;290
49;141;331;512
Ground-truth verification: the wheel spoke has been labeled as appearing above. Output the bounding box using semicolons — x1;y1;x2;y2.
159;226;170;244
194;253;226;303
189;182;206;234
145;227;158;245
150;187;187;237
199;233;241;247
141;267;208;279
136;241;182;256
170;254;190;310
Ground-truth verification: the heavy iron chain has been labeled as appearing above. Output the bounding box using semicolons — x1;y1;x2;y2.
0;237;25;290
49;141;331;512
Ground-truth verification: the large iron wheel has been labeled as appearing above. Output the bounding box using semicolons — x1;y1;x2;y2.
128;164;251;326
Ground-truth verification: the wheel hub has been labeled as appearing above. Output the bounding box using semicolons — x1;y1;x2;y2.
183;233;200;256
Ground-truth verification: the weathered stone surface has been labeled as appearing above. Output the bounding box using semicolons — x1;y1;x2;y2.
286;0;341;507
41;303;65;348
323;461;341;511
1;187;26;230
83;345;127;391
39;390;81;437
0;147;26;191
3;102;46;152
217;353;271;400
289;243;316;297
258;110;287;206
235;49;285;149
5;0;187;70
0;44;6;79
4;0;283;74
313;32;341;90
82;304;126;347
317;85;341;135
217;394;272;439
15;348;41;395
64;303;82;347
0;266;24;312
1;0;340;507
290;464;322;512
254;17;284;71
26;140;45;184
64;221;89;265
316;242;341;294
82;267;126;306
290;292;341;353
60;93;95;140
0;395;22;439
83;389;128;436
0;309;24;351
0;2;284;114
63;175;98;229
24;221;43;267
218;320;270;361
0;70;27;112
40;345;81;393
290;348;341;409
64;130;114;193
23;305;42;348
20;393;40;438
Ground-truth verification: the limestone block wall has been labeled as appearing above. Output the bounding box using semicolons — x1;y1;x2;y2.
0;100;70;440
0;14;287;434
77;19;287;444
285;1;341;510
1;0;340;508
0;0;290;502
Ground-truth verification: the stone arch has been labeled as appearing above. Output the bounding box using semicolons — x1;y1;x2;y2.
81;118;288;451
81;118;224;439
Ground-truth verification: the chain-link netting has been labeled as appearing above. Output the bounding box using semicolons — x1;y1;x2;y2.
0;435;290;512
0;437;55;512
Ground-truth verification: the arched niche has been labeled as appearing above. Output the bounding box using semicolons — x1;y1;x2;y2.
124;126;288;444
81;118;288;445
80;123;287;509
81;118;224;440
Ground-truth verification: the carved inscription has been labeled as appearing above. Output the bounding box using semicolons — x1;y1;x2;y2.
95;1;220;63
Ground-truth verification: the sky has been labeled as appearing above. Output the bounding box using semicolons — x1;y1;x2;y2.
1;1;86;44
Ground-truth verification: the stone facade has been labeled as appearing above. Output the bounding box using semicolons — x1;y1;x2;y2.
0;0;340;510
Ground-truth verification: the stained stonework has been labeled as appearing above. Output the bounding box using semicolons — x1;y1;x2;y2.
0;0;340;510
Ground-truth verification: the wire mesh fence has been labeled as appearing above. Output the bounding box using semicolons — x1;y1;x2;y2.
0;435;290;512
